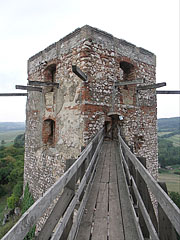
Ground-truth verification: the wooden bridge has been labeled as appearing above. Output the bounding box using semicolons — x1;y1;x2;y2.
2;128;180;240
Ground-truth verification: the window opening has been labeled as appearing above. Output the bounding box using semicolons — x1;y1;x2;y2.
42;119;55;145
120;61;135;81
44;64;56;92
44;64;56;82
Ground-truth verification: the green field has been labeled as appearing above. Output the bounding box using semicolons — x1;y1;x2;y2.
0;130;24;146
158;132;180;147
168;134;180;147
158;173;180;194
158;132;172;137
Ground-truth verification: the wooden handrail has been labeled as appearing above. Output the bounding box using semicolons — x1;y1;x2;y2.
2;128;104;240
118;131;180;236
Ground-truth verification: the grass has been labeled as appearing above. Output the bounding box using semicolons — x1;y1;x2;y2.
0;130;24;146
158;172;180;194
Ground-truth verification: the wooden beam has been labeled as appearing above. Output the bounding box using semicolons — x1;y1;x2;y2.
15;85;42;92
115;79;144;86
28;81;59;88
137;82;166;90
156;90;180;94
0;93;28;96
72;65;88;82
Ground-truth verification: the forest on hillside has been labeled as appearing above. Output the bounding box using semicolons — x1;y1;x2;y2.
158;117;180;168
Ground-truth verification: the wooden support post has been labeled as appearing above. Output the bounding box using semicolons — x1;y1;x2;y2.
136;157;158;238
36;188;74;240
156;90;180;94
128;146;137;205
60;159;76;240
115;78;144;86
16;85;42;92
28;81;59;88
137;82;166;90
158;182;178;240
0;93;28;96
72;65;88;82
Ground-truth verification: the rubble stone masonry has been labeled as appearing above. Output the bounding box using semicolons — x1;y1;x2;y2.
24;25;158;206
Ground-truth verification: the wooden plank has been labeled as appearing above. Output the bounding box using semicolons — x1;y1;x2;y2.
109;142;117;183
100;151;110;183
72;65;88;82
15;85;42;92
117;142;144;240
115;78;144;86
28;80;59;88
132;178;159;240
91;182;108;240
0;93;28;96
115;142;140;240
36;188;74;240
156;90;180;94
76;143;108;240
109;182;124;240
137;82;166;90
118;132;180;236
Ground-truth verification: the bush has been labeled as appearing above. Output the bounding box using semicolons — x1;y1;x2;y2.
0;185;5;197
169;191;180;209
7;194;18;209
6;181;23;209
13;181;23;199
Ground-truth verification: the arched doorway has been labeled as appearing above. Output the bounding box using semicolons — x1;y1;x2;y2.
105;112;123;140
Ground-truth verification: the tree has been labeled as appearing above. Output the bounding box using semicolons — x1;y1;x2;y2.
1;140;6;145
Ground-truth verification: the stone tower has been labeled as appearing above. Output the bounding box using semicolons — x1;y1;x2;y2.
24;25;158;200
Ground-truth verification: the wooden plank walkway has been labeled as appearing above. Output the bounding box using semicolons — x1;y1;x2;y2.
75;140;139;240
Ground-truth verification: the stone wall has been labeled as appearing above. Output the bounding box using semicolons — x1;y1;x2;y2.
24;25;158;204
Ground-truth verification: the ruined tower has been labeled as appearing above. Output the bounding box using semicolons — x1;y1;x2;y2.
24;25;158;201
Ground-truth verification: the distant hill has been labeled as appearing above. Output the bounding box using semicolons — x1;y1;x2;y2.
158;117;180;148
158;117;180;132
0;122;25;132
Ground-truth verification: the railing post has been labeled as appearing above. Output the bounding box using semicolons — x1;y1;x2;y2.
136;157;158;238
60;159;76;240
158;182;178;240
128;146;138;206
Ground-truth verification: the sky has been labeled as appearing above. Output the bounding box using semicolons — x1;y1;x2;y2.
0;0;179;122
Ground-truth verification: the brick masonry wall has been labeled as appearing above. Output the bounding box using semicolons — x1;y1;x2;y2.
24;25;158;224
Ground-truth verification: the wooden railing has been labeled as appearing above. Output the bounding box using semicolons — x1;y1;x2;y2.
118;128;180;240
2;128;104;240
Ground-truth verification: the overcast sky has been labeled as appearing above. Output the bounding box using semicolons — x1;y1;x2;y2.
0;0;179;122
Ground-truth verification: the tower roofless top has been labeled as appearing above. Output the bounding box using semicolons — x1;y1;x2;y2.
28;25;155;66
